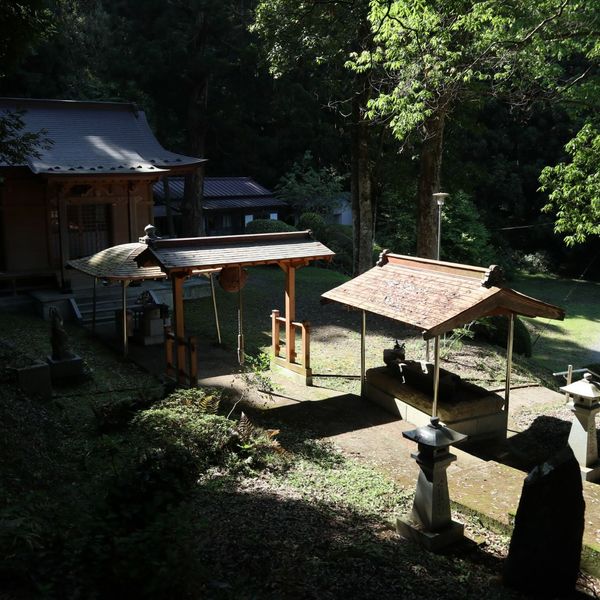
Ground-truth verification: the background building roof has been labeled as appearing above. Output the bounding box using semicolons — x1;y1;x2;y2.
153;176;287;215
0;97;205;175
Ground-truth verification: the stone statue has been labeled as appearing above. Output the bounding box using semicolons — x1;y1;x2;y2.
49;307;73;361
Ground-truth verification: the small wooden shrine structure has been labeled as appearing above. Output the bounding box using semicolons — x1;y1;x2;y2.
136;230;334;385
322;251;565;438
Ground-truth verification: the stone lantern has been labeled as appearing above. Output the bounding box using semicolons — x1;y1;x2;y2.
560;372;600;482
397;417;467;551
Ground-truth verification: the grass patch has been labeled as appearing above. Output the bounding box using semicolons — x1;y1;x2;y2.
511;273;600;373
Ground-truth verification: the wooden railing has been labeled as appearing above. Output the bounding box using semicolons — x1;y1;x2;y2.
165;326;198;387
271;309;311;372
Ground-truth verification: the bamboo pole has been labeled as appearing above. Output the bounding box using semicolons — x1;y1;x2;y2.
209;272;222;345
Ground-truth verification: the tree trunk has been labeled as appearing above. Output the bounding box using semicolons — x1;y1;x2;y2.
181;10;208;238
416;111;446;259
351;86;373;275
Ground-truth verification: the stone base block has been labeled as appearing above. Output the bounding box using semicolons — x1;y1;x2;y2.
17;362;52;400
397;517;464;552
47;355;85;383
580;464;600;483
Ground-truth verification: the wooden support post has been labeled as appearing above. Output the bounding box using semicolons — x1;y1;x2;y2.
301;321;311;370
285;264;296;363
57;194;69;290
171;273;187;385
272;309;280;357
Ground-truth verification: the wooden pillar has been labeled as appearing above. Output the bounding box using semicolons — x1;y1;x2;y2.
271;309;280;357
127;183;138;241
171;272;187;383
57;192;69;290
284;264;296;363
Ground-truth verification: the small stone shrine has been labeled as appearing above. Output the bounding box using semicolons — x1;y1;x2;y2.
561;372;600;482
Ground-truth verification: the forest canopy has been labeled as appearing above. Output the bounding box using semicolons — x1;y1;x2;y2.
1;0;598;277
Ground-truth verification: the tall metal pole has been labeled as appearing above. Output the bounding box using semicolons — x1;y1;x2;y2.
237;265;244;365
209;272;222;345
504;312;515;414
431;336;441;419
121;280;129;357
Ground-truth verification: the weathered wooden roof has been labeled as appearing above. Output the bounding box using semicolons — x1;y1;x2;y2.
135;230;334;273
67;243;166;281
0;98;205;175
321;252;565;339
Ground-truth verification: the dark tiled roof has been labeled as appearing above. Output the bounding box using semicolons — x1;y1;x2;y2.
153;176;287;214
153;176;279;201
136;231;334;272
321;252;565;339
0;97;205;175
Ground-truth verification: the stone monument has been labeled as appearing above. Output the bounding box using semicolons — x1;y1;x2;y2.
397;417;467;551
46;307;84;382
561;372;600;482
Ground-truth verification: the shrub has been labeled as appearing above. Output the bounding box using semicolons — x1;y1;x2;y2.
473;316;532;356
245;219;296;234
298;212;327;237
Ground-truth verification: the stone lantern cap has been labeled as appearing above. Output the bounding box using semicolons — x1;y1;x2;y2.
402;417;468;448
560;373;600;400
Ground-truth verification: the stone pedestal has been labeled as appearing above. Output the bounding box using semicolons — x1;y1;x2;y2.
46;354;85;383
397;417;467;551
17;362;52;400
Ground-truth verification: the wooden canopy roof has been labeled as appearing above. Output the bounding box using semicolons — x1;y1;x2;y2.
67;243;166;281
135;230;334;274
321;252;564;339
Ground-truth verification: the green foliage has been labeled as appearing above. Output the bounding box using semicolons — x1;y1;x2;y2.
441;190;496;265
474;316;532;357
540;123;600;246
298;212;327;237
276;151;345;216
375;185;418;255
245;219;297;234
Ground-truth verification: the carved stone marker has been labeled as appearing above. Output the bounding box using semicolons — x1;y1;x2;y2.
46;306;84;383
504;446;584;596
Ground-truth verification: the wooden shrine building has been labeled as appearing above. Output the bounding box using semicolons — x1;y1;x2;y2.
136;230;334;385
0;98;205;290
322;251;565;440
